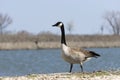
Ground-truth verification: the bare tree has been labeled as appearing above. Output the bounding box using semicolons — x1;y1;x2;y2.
67;21;74;34
0;13;12;34
104;11;120;35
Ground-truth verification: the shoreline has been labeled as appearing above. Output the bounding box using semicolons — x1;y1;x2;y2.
0;41;120;50
0;71;120;80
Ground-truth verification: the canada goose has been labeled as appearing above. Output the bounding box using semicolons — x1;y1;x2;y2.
52;22;100;72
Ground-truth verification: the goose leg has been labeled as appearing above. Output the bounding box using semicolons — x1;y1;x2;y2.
80;63;83;72
69;64;73;72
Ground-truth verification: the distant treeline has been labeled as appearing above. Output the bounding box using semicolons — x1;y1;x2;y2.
0;31;120;42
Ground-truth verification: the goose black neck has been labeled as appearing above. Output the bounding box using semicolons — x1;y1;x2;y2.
60;25;67;45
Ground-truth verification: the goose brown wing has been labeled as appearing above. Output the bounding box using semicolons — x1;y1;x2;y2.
71;48;100;58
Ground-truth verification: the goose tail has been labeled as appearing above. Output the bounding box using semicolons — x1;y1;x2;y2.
89;51;100;58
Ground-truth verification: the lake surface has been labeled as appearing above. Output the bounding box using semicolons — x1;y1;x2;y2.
0;48;120;76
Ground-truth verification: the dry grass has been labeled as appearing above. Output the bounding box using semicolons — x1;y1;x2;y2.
0;33;120;42
0;33;120;49
0;41;120;50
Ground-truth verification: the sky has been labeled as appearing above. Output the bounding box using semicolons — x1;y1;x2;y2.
1;0;120;34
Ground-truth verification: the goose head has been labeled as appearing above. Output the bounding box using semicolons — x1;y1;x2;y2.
52;22;63;27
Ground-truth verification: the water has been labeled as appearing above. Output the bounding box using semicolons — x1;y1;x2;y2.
0;48;120;76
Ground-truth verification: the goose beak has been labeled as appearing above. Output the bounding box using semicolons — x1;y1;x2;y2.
52;24;56;27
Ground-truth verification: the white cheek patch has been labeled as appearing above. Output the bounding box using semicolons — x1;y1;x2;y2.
58;23;63;27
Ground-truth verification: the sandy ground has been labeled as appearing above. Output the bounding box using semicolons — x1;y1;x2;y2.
0;71;120;80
